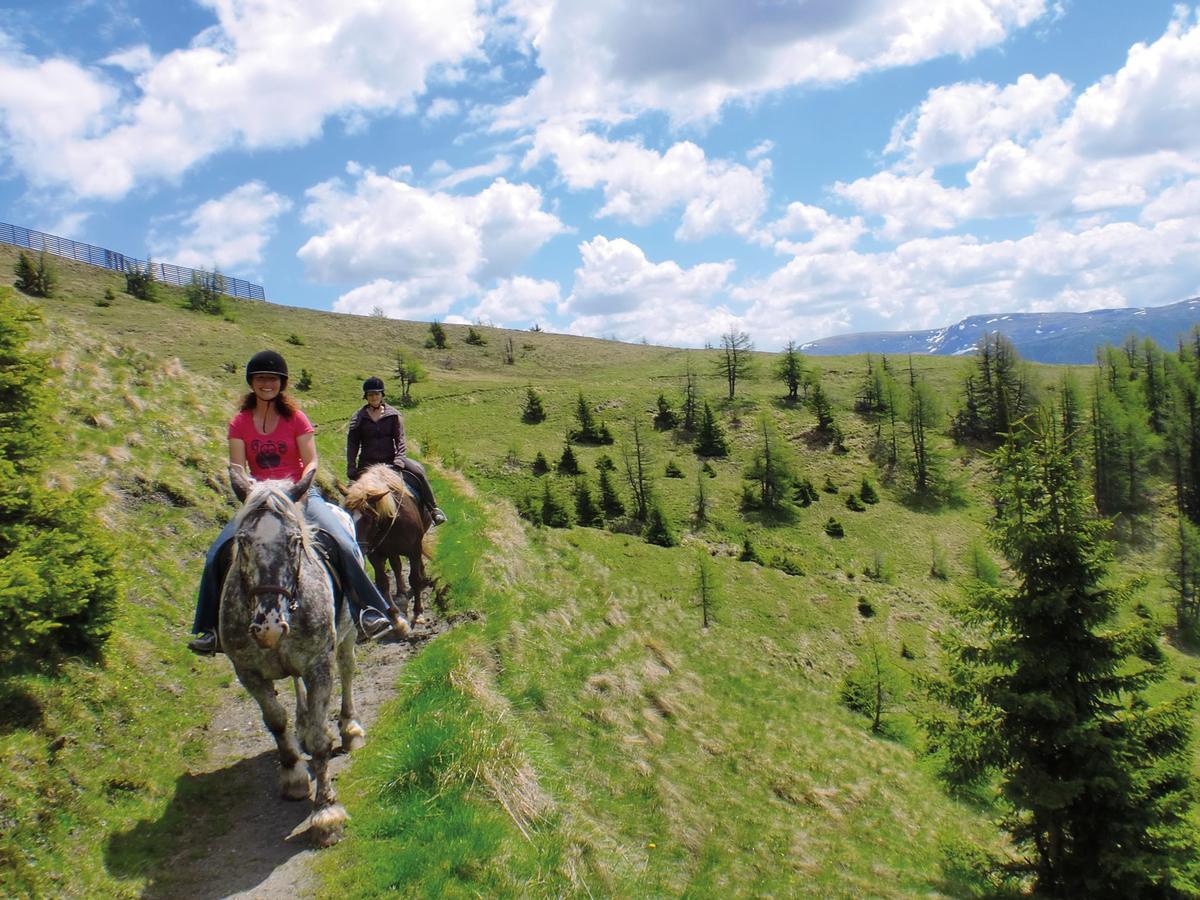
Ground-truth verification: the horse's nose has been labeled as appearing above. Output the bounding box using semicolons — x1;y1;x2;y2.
250;620;288;649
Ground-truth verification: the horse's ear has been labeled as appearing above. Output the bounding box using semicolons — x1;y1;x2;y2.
288;468;316;503
230;465;253;502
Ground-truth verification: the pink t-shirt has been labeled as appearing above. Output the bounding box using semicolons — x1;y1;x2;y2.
227;409;314;483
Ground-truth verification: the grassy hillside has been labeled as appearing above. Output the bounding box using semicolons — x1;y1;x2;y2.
1;244;1196;897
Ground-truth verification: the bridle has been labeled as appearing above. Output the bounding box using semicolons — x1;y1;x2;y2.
250;583;300;612
359;505;399;557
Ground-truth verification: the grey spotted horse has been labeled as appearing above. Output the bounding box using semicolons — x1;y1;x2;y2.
221;467;364;847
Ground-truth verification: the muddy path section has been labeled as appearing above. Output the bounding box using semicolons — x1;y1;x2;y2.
140;614;449;900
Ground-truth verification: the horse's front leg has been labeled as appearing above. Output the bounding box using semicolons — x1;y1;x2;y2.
301;658;346;847
370;552;407;631
335;631;365;752
408;551;426;621
235;667;310;801
389;553;410;622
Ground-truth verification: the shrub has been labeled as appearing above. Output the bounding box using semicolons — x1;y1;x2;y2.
124;260;158;301
860;478;879;504
595;453;616;472
97;287;115;307
824;517;844;538
465;326;487;346
846;493;866;512
296;368;313;391
701;461;717;478
286;333;305;346
930;538;951;579
427;320;448;349
822;477;839;494
185;270;225;315
570;393;614;444
515;490;542;525
968;540;1000;586
665;459;684;478
794;478;819;506
739;538;763;564
865;549;894;583
532;452;550;476
770;554;805;577
643;500;677;547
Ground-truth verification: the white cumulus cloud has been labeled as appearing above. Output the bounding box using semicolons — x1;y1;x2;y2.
0;0;486;199
298;167;566;319
525;123;769;239
151;181;292;272
560;235;736;344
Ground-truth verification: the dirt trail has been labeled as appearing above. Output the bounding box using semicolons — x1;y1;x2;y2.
142;614;448;900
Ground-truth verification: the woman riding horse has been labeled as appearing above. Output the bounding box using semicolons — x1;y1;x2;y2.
346;376;446;525
188;351;398;655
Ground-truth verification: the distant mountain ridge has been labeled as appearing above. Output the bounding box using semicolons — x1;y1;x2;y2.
801;297;1200;364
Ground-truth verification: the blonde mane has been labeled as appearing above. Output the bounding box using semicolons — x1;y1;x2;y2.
344;465;412;521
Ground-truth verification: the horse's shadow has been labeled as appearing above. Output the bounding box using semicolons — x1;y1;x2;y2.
105;750;313;899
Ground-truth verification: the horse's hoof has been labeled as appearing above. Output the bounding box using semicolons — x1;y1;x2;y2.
280;762;311;800
310;804;348;847
341;721;366;752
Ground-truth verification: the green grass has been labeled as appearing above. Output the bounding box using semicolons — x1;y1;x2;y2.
2;243;1196;896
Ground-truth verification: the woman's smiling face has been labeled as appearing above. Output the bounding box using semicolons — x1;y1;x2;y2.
251;373;282;401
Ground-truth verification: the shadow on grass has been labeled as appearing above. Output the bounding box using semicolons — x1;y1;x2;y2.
0;681;43;734
104;751;311;900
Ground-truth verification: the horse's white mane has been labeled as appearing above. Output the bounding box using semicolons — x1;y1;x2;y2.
233;479;316;553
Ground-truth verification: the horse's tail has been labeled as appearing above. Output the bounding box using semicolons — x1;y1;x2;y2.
421;529;434;560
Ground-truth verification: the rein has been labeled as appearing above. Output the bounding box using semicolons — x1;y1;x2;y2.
362;506;399;557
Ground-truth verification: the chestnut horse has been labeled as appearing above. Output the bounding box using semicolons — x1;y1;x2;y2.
343;464;432;623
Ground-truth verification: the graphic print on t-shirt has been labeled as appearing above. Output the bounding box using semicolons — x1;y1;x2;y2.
250;438;287;471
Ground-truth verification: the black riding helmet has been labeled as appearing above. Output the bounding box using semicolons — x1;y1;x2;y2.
245;350;289;386
362;376;385;398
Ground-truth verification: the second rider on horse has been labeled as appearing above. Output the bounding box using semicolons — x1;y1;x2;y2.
346;377;446;526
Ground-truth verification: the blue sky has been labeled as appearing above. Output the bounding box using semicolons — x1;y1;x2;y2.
2;0;1199;349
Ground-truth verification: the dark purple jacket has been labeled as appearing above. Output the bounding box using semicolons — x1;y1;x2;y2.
347;403;406;480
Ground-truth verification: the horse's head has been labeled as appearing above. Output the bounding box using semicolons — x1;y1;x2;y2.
343;465;408;546
229;468;314;649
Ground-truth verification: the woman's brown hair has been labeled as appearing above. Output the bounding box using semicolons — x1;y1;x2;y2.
240;390;299;418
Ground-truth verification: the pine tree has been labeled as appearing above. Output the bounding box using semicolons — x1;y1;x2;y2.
681;356;699;433
540;479;571;528
531;451;550;476
597;466;625;518
776;340;807;403
125;259;158;301
716;327;754;400
620;415;652;522
743;415;796;510
930;412;1199;895
0;289;121;666
557;443;581;475
693;463;709;525
571;392;613;444
694;402;729;457
521;387;547;423
643;499;677;547
465;326;487;346
13;251;56;298
393;351;425;406
809;382;836;435
695;550;718;628
573;476;604;527
905;368;951;502
653;393;679;430
428;320;448;349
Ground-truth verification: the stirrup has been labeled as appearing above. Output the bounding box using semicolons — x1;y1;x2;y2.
356;609;393;644
430;507;447;526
